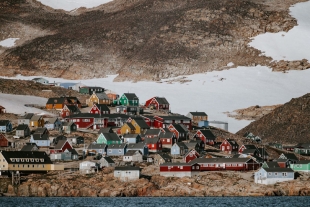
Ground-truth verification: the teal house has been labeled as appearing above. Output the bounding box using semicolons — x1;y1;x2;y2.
290;160;310;172
97;133;122;145
118;93;139;106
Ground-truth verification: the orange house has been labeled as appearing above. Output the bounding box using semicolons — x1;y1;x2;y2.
46;97;81;110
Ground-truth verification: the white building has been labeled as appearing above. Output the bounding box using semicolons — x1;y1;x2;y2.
123;150;143;162
114;166;140;181
254;167;294;185
79;161;97;174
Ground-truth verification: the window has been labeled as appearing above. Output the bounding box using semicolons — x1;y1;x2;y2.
180;166;183;169
108;149;112;153
282;172;287;176
152;144;154;147
83;119;90;122
192;166;195;169
13;165;15;167
118;149;122;153
167;139;170;142
238;164;243;167
196;166;199;169
42;165;45;168
274;173;278;176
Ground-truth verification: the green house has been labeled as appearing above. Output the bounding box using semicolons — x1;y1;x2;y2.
294;143;310;155
290;160;310;172
118;93;139;106
97;133;122;145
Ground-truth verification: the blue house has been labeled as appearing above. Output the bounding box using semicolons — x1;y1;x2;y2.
88;143;108;155
107;144;127;156
171;142;189;156
44;117;62;130
127;143;149;156
30;134;50;147
123;134;141;144
0;120;12;133
254;167;294;185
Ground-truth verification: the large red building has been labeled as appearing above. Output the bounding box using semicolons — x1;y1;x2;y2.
145;97;170;111
153;115;192;130
160;163;200;177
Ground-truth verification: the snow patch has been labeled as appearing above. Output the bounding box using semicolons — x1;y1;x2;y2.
227;62;234;67
36;0;113;11
0;38;19;47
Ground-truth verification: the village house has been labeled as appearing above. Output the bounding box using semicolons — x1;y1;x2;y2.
0;134;10;147
171;142;189;156
153;115;192;130
30;115;45;127
167;124;189;141
0;120;12;133
123;150;143;162
97;133;122;145
123;134;142;144
79;86;104;95
184;149;200;163
20;143;39;152
50;140;73;154
186;112;208;123
254;167;294;185
117;93;139;106
15;124;30;138
62;122;77;134
274;159;291;168
107;144;127;156
238;145;259;156
89;103;110;115
290;160;310;172
190;158;260;171
88;143;107;155
144;137;162;153
220;139;239;154
294;143;310;155
99;156;115;168
52;135;66;145
67;136;84;145
159;163;201;178
46;97;81;110
145;96;170;111
130;118;150;134
44;117;62;130
34;127;49;136
144;129;162;138
278;153;299;164
32;77;49;84
0;151;54;175
193;129;216;145
184;140;205;153
79;161;97;174
106;91;119;102
18;113;34;126
139;115;155;128
154;153;172;165
0;105;6;114
87;92;111;107
114;166;141;181
127;143;149;156
159;131;176;149
262;162;280;169
30;134;50;147
120;122;136;135
61;105;81;118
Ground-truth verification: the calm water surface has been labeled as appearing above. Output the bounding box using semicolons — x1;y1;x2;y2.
0;197;310;207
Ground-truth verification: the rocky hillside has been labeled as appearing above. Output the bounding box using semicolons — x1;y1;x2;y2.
0;0;309;81
237;93;310;144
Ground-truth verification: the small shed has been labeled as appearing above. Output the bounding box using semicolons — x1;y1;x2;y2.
99;156;115;168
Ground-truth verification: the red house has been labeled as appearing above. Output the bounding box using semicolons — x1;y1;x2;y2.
167;124;189;141
0;134;10;147
183;149;200;163
193;129;216;145
145;137;162;153
145;97;170;111
220;139;239;154
153;115;192;130
190;158;259;171
159;131;176;148
238;145;259;156
61;105;81;118
139;115;155;128
50;140;73;154
160;163;200;177
90;104;110;115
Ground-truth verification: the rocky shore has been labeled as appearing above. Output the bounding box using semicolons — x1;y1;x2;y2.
2;167;310;197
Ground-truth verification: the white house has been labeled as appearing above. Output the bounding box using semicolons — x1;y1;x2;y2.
114;166;140;181
254;167;294;185
79;161;97;174
123;150;143;162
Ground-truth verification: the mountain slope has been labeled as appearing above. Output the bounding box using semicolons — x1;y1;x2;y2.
237;93;310;144
0;0;306;81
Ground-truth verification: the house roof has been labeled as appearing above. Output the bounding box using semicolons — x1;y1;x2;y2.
1;151;52;164
125;122;135;130
160;163;195;166
62;122;76;127
45;117;59;124
96;93;109;100
94;104;110;112
32;134;49;141
281;153;299;161
123;93;138;100
30;115;43;122
132;119;150;129
241;149;258;154
127;142;147;149
123;134;140;138
188;112;208;116
54;140;70;150
159;131;175;139
20;143;39;151
65;105;80;113
198;130;216;138
88;143;107;149
157;152;172;161
294;160;310;164
20;113;34;119
124;150;142;156
98;127;113;134
174;142;189;149
263;162;280;168
157;115;191;121
67;148;78;155
226;139;238;147
0;120;10;126
170;124;187;133
46;97;80;105
34;127;48;134
101;133;121;141
295;143;310;148
262;167;294;173
101;156;115;163
144;138;160;144
154;97;169;104
114;166;140;171
16;124;29;131
243;145;258;150
145;129;162;136
108;143;127;149
184;142;199;150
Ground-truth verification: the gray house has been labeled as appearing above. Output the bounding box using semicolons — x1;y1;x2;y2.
88;143;107;155
254;167;294;185
44;117;62;130
107;144;127;156
123;134;142;144
99;156;115;168
18;113;34;126
127;142;149;156
16;124;30;138
79;161;97;174
0;120;12;133
114;166;140;181
62;122;77;134
30;134;50;147
123;150;143;162
171;142;189;156
20;143;39;151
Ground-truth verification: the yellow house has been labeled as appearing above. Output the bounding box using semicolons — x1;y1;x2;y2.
30;115;45;127
120;123;136;135
131;119;150;134
0;151;53;175
87;92;112;107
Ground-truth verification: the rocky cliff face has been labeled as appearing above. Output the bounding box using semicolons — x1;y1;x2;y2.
237;93;310;144
3;169;310;197
0;0;308;81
